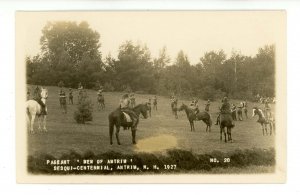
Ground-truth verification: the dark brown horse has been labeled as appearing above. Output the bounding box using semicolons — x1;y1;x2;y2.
219;113;235;143
108;103;149;145
178;103;212;132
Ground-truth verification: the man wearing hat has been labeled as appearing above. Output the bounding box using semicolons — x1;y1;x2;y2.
215;97;232;125
205;99;211;112
120;93;138;130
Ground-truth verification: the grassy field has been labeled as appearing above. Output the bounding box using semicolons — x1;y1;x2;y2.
27;85;275;159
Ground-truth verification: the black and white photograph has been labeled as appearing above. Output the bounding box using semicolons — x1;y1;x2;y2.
15;11;286;183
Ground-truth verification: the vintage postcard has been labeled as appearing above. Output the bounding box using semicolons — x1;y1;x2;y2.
16;11;286;183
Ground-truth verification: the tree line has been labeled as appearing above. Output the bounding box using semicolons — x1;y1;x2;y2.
26;21;275;101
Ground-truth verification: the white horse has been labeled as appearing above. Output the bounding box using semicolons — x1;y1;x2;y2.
26;88;48;133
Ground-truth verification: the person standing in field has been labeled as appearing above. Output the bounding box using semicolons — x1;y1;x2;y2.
148;98;152;117
59;88;67;114
205;99;210;112
68;88;73;105
153;96;158;111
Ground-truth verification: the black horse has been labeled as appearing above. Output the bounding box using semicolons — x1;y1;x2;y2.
108;103;149;145
177;103;212;132
219;113;235;143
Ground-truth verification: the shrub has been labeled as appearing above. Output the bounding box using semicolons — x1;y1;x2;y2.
74;91;93;124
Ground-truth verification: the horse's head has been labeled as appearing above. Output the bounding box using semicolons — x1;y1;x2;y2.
177;103;185;111
138;103;149;119
41;88;48;99
252;107;265;118
252;107;258;117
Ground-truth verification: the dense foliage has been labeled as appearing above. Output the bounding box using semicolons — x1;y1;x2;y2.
74;91;93;124
27;21;275;100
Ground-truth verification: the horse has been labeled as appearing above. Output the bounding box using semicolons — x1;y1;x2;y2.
252;107;274;136
97;95;105;110
108;103;149;145
219;113;234;143
171;100;178;119
177;103;212;132
26;88;48;134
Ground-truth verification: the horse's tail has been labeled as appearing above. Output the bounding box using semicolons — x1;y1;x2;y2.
108;114;114;139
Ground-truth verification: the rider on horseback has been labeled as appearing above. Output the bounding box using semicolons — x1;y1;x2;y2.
264;98;271;120
120;94;138;130
97;89;103;97
215;97;232;125
190;98;199;114
33;85;47;115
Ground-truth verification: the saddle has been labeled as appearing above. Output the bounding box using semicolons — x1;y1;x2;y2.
122;112;132;122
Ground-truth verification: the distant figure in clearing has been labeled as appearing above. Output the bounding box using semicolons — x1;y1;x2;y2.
59;88;67;114
153;96;158;111
68;88;73;105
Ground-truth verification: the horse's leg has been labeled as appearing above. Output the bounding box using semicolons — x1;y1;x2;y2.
220;126;223;141
38;115;42;132
228;128;232;142
131;129;137;144
189;121;193;131
192;121;195;132
116;126;121;145
30;113;36;134
109;122;114;145
43;115;47;132
224;127;227;143
261;124;265;136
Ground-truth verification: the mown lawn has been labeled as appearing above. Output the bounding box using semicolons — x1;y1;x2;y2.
27;86;275;158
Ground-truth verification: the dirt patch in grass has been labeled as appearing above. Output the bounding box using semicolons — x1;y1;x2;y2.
135;134;178;153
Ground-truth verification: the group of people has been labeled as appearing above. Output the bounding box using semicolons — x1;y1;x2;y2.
231;101;248;121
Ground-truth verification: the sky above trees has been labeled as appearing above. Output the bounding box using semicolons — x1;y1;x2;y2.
21;11;284;64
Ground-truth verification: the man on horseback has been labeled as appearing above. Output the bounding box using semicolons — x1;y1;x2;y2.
189;98;199;115
215;97;234;126
264;98;271;120
120;94;138;130
33;85;47;115
129;93;136;108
